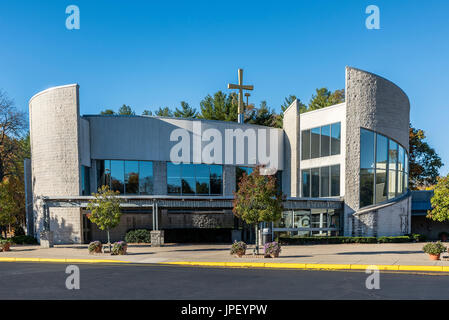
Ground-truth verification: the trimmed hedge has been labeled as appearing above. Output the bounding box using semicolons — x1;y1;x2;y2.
10;235;37;245
125;229;151;243
279;234;425;245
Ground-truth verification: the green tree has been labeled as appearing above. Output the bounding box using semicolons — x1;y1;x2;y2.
308;88;345;111
247;101;277;127
232;166;283;254
155;106;173;117
100;109;115;115
275;95;307;128
174;101;197;118
142;109;152;116
409;125;443;189
0;90;27;182
118;104;135;115
86;185;122;250
198;91;238;121
427;175;449;223
0;179;17;237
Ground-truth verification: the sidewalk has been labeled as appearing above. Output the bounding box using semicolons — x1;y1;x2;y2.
2;242;449;270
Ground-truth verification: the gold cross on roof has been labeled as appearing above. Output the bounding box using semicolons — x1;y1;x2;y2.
227;69;253;123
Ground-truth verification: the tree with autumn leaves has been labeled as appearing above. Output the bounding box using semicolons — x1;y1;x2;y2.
232;166;284;254
0;90;29;237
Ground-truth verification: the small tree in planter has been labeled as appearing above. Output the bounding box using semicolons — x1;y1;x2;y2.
422;241;446;260
230;241;247;257
233;166;283;254
427;176;449;227
0;239;11;252
111;241;128;255
88;241;102;254
264;241;281;258
86;185;122;252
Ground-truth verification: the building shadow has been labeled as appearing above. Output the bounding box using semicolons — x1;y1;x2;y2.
337;251;422;255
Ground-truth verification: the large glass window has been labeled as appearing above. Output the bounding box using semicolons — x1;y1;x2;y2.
139;161;154;195
97;160;154;195
125;161;139;194
181;164;196;195
168;163;223;196
330;122;341;155
320;166;330;197
311;128;321;159
301;122;341;160
167;162;182;194
81;166;90;196
301;130;310;160
388;140;398;199
311;168;320;197
359;128;409;208
320;125;330;157
302;169;310;197
330;165;340;197
210;165;223;195
302;165;340;198
110;160;124;194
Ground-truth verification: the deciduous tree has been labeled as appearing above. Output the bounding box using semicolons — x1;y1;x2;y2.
427;175;449;223
86;185;122;250
232;166;283;254
409;125;443;189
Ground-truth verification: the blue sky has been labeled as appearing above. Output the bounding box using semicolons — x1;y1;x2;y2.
1;0;448;174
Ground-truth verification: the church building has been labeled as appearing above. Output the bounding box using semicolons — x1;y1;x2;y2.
26;66;411;244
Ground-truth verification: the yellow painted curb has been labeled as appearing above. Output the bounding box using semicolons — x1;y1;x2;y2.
306;263;351;270
161;261;449;273
398;265;443;272
0;257;130;264
264;263;307;269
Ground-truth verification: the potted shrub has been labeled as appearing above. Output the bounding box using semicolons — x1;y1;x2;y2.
422;241;446;260
0;239;11;252
230;241;247;257
88;241;102;254
111;241;128;255
264;241;281;258
439;232;449;242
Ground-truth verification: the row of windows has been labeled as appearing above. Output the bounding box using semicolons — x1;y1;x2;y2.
167;163;223;195
360;128;409;208
301;165;340;198
302;122;341;160
275;209;342;236
97;160;154;195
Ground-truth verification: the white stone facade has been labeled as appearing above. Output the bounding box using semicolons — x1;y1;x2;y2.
27;67;411;243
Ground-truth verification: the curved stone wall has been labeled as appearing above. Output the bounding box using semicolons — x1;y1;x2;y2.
344;67;411;236
29;84;83;243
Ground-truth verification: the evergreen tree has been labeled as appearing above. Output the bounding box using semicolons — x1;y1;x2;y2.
174;101;197;118
117;104;135;115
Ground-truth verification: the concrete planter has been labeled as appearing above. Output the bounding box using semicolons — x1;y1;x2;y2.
429;254;440;261
0;243;11;252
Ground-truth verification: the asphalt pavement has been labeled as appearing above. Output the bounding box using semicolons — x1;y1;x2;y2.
1;262;449;300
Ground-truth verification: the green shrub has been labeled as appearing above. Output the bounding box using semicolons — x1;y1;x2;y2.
423;241;446;255
278;235;419;245
88;241;102;254
230;241;247;255
278;236;378;245
377;236;411;243
111;241;128;255
10;235;37;245
125;229;151;243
